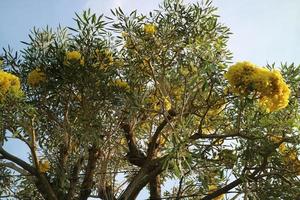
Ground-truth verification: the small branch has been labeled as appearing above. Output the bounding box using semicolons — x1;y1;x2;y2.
28;117;39;170
0;162;30;176
201;154;269;200
0;146;37;175
121;122;146;166
98;185;116;200
147;109;176;159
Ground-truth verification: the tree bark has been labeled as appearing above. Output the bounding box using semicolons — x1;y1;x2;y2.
149;175;161;200
118;157;166;200
79;146;100;200
0;147;58;200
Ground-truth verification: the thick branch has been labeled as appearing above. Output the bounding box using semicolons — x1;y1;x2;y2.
0;143;58;200
121;122;146;166
149;175;161;200
118;157;166;200
79;146;100;200
98;185;116;200
0;146;37;175
66;156;84;200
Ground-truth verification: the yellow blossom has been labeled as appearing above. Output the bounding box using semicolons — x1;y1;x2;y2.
179;67;189;76
147;95;171;111
163;97;171;111
202;127;214;134
27;68;46;87
144;24;157;35
208;185;225;200
65;51;84;65
114;79;130;91
279;143;287;154
39;160;50;173
268;134;283;144
120;138;127;145
224;61;290;112
0;71;21;100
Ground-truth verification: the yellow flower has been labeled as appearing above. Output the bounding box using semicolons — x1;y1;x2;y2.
224;61;290;112
120;138;127;145
0;71;21;100
65;51;84;65
268;134;283;144
147;95;171;112
39;160;50;173
27;68;46;87
144;24;157;35
202;127;214;135
164;97;172;111
121;31;129;38
279;143;287;154
208;185;225;200
179;67;189;76
114;79;130;91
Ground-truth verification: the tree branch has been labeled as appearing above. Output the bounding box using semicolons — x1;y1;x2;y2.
79;146;100;200
0;146;37;175
66;156;84;200
149;175;161;200
118;157;167;200
201;154;269;200
147;109;176;159
0;162;30;176
121;122;146;166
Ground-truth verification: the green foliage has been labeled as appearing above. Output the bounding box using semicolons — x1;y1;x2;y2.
1;0;300;199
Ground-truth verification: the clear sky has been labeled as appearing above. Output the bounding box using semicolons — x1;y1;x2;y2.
2;0;300;65
1;0;300;199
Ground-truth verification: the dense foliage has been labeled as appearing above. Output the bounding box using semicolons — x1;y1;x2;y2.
1;0;300;199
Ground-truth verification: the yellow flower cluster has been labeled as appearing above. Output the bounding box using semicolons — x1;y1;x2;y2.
114;79;130;91
0;71;21;101
147;95;172;112
96;49;114;69
38;159;50;173
208;185;224;200
278;143;300;174
64;51;84;65
27;68;46;87
224;61;290;112
144;24;157;35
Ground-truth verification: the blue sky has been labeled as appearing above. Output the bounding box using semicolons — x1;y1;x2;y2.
1;0;300;199
2;0;300;65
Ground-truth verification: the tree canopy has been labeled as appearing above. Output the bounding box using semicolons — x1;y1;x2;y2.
1;0;300;199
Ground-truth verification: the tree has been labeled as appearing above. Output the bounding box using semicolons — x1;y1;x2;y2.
1;0;300;199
